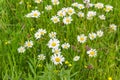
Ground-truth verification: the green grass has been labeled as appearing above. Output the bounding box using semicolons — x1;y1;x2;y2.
0;0;120;80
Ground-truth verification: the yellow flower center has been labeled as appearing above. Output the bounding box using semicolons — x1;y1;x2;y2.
66;18;70;23
51;42;57;47
27;42;31;47
68;9;73;13
33;13;38;17
90;51;95;55
55;57;60;62
80;37;84;41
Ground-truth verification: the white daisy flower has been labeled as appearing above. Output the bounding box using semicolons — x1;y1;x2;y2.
49;32;57;39
87;48;97;57
94;3;104;9
51;16;60;23
105;5;113;12
77;4;85;10
77;34;87;43
17;46;26;53
87;11;96;20
47;38;60;49
77;12;84;18
51;54;65;65
34;31;41;40
45;5;52;11
38;54;46;61
51;0;60;5
110;24;117;31
71;2;79;7
89;33;97;40
63;16;73;25
52;48;61;54
97;30;104;37
83;0;90;3
34;0;43;3
31;10;41;18
73;56;80;61
99;15;106;20
61;43;70;49
37;29;47;36
24;40;33;48
57;10;66;17
66;7;75;16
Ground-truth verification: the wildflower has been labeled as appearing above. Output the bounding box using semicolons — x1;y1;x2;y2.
77;4;85;10
63;16;73;25
31;10;41;18
49;32;57;39
51;0;60;5
57;10;66;17
52;48;61;54
104;5;113;12
110;24;117;31
51;16;60;23
24;40;33;48
73;56;80;61
51;54;65;65
34;0;43;3
71;2;79;7
94;3;104;9
45;5;52;11
77;34;87;43
61;43;70;49
87;11;96;20
47;38;60;49
66;7;75;16
17;46;26;53
77;12;84;18
38;54;46;61
89;33;97;40
97;30;104;37
83;0;90;3
87;48;97;57
99;15;105;20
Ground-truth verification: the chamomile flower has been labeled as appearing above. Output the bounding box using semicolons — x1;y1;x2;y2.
61;43;70;49
71;2;79;7
87;11;96;20
49;32;57;39
94;3;104;9
17;46;26;53
31;10;41;18
77;4;85;10
24;40;33;48
87;48;97;57
77;34;87;43
52;48;61;54
97;30;104;37
104;5;113;12
51;54;65;65
51;0;60;5
45;5;52;11
83;0;90;3
66;7;75;16
99;15;106;20
110;24;117;31
51;16;60;23
47;38;60;49
63;16;73;25
73;56;80;61
34;31;41;39
38;54;46;61
77;12;84;18
89;33;97;40
57;10;66;17
37;29;47;36
34;0;43;3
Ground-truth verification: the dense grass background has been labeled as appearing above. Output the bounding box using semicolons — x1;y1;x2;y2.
0;0;120;80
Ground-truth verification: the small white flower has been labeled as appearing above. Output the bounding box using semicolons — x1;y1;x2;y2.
66;7;75;16
17;46;26;53
63;16;73;25
99;15;105;20
37;29;47;36
61;43;70;49
83;0;90;3
77;4;85;10
51;54;65;65
97;30;104;37
38;54;46;61
105;5;113;12
87;11;96;20
45;5;52;11
95;3;104;9
77;34;87;43
57;10;66;17
71;2;79;7
77;12;84;18
89;33;97;40
49;32;57;39
34;0;43;3
47;38;60;49
87;48;97;57
51;0;60;5
110;24;117;31
31;10;41;18
24;40;33;48
52;48;61;54
34;31;41;40
73;56;80;61
51;16;60;23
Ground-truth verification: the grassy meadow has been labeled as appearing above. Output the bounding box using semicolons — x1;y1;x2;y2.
0;0;120;80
